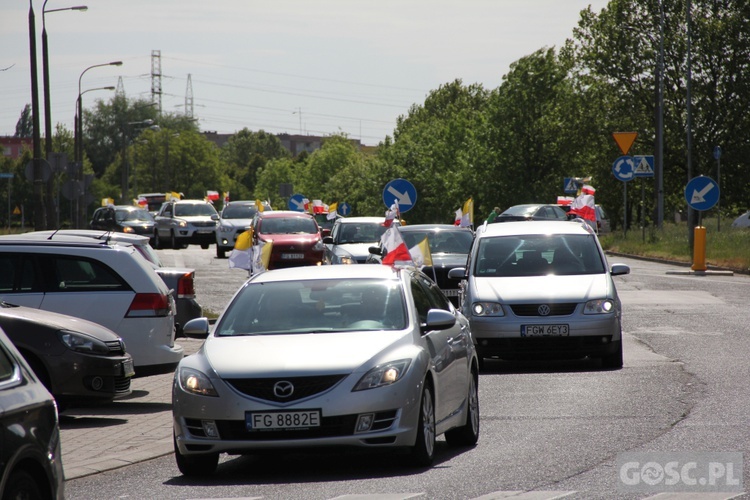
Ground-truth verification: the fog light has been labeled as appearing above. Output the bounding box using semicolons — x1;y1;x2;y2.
91;376;104;391
355;414;374;433
202;420;219;438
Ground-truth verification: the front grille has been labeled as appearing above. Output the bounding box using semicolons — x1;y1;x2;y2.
192;221;216;228
185;409;398;440
105;340;126;355
424;265;460;290
114;375;131;394
226;375;348;403
510;303;578;316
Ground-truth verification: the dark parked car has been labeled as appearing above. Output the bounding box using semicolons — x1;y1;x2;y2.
90;205;156;241
0;302;133;409
494;204;569;222
0;325;64;499
251;210;326;269
367;224;474;306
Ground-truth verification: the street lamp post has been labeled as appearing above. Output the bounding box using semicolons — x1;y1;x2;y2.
656;0;665;228
75;61;121;228
42;2;87;160
28;0;45;230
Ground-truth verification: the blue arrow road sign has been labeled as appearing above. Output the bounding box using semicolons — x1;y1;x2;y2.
338;202;352;216
288;193;307;212
382;178;417;213
612;156;635;182
685;176;719;211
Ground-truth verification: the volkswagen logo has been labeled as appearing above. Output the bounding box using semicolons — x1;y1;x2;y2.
273;381;294;398
537;304;551;316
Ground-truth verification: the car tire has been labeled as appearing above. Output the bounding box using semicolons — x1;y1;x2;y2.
216;246;226;259
409;381;436;467
173;435;219;477
153;231;163;249
445;370;479;447
601;340;623;370
170;230;181;250
4;469;44;499
201;243;209;250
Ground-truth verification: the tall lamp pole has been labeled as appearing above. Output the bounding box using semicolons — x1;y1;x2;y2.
42;1;87;229
28;0;45;230
656;0;665;228
75;61;122;228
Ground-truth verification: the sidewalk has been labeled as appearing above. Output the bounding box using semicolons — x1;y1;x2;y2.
60;337;204;480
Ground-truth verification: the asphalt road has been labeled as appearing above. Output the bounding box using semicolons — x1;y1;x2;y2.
63;249;750;499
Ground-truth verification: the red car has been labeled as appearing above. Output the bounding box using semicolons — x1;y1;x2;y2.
252;211;326;269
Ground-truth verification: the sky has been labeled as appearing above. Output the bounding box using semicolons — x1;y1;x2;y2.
2;0;610;147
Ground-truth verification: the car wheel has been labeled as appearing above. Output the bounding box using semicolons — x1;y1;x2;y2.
170;230;180;250
4;469;44;499
445;370;479;447
216;246;226;259
154;231;163;249
601;340;623;370
173;435;218;477
201;243;209;250
409;381;436;467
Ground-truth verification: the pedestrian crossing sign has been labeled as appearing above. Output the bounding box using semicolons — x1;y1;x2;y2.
633;155;655;177
563;177;578;193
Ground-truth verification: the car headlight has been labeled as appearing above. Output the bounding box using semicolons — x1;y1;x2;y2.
472;302;504;317
178;367;219;397
353;359;411;391
177;220;187;228
219;225;234;234
122;226;135;233
584;299;615;314
57;330;110;354
338;256;356;265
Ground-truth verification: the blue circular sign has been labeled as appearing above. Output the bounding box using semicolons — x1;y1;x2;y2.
685;176;719;211
288;193;307;212
338;202;352;216
612;156;635;182
382;178;417;213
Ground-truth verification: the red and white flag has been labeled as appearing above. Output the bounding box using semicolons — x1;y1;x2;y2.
311;199;327;214
569;185;596;222
206;190;220;201
380;226;412;266
383;201;399;228
454;208;462;226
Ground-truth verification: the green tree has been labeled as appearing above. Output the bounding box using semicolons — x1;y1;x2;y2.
220;128;290;200
254;157;296;209
14;104;32;138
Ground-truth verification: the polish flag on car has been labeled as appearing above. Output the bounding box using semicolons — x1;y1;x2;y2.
568;185;596;222
206;190;220;201
383;202;399;228
380;227;412;266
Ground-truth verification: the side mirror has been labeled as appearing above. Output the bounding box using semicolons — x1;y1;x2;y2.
323;236;333;244
368;246;383;256
421;309;456;333
211;214;219;221
181;317;211;338
610;263;631;276
448;267;466;279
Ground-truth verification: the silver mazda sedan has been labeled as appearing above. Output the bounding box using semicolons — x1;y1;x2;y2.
172;264;479;476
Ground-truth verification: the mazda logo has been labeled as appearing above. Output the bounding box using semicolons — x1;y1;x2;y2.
273;381;294;398
537;304;551;316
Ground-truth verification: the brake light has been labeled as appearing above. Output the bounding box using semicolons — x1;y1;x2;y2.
177;272;195;298
126;293;171;317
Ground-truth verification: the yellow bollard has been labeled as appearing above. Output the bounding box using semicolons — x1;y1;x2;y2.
692;226;707;271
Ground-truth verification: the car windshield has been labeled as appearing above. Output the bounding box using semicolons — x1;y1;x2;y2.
216;278;407;335
174;204;217;217
260;217;317;234
222;205;258;219
337;223;387;244
474;234;605;277
116;209;153;223
501;205;537;216
401;230;473;254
